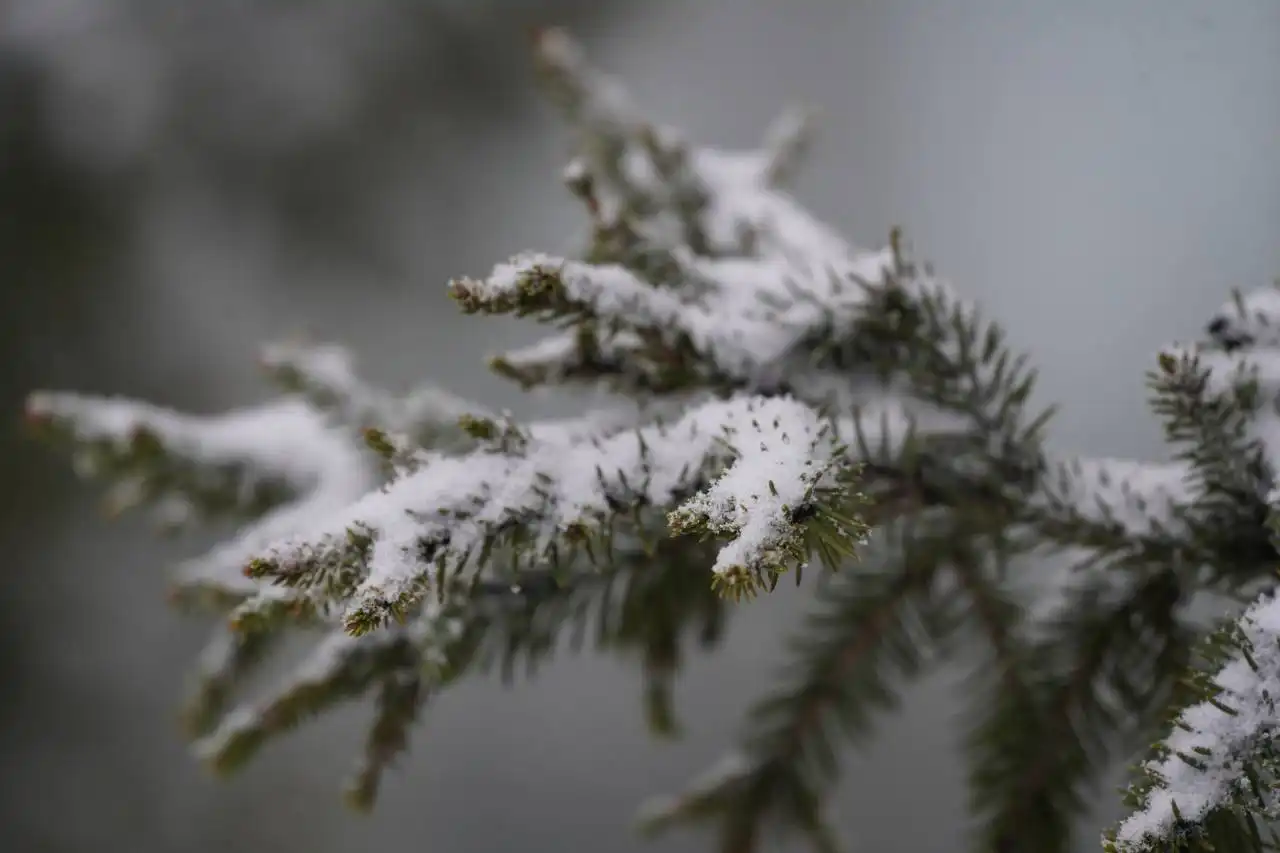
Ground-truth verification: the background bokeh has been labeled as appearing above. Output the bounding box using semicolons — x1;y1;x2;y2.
2;2;1277;851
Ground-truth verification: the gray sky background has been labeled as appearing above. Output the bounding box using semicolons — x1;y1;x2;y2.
3;2;1278;852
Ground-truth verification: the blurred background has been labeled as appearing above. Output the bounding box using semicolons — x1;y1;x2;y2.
2;2;1277;851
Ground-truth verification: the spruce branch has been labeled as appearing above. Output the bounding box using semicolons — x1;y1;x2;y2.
1108;591;1280;852
196;623;431;779
1101;286;1280;850
345;668;427;812
26;25;1280;853
487;328;677;395
640;514;967;853
970;564;1198;853
245;393;862;633
451;246;895;392
182;624;281;738
1206;283;1280;352
1029;457;1193;558
759;106;817;189
1146;347;1275;582
25;394;336;526
260;339;484;449
194;535;732;804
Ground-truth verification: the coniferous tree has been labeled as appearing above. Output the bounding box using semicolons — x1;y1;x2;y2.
26;31;1280;853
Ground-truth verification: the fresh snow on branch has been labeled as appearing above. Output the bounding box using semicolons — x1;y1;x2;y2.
26;393;345;491
26;393;371;526
249;394;870;631
452;245;894;385
260;340;484;440
1112;591;1280;850
1206;284;1280;351
1036;456;1193;540
25;392;378;601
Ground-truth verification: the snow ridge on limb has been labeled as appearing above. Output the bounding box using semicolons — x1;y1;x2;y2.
259;340;484;447
1109;591;1280;852
25;392;371;531
246;394;870;633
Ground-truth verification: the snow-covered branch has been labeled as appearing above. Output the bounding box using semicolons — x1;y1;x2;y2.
1111;591;1280;851
25;393;370;528
27;26;1280;853
246;394;868;633
260;340;484;447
